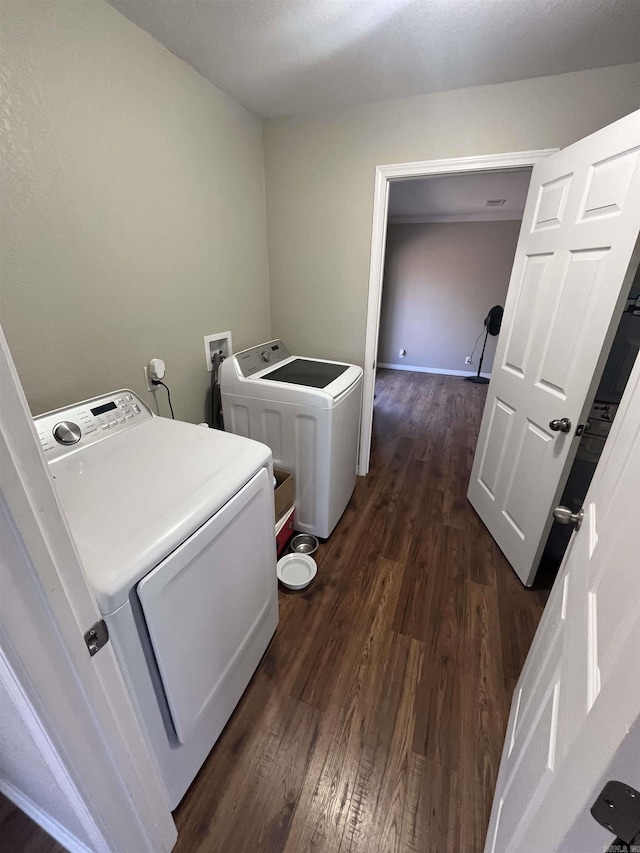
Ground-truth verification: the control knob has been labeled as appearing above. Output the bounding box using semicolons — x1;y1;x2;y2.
261;350;271;362
53;421;82;445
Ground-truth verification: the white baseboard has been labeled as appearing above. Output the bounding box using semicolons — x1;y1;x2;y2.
378;363;491;379
0;780;92;853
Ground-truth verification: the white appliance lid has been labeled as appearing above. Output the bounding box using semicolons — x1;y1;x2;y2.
136;466;274;745
221;352;363;408
260;358;349;388
49;418;271;614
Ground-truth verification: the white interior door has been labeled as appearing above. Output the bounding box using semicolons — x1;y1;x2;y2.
484;348;640;853
468;110;640;585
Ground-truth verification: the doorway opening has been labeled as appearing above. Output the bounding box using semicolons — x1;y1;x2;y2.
377;169;532;384
359;149;558;476
536;262;640;586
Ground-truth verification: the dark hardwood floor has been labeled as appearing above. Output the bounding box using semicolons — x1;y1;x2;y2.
0;794;65;853
172;370;548;853
3;370;548;852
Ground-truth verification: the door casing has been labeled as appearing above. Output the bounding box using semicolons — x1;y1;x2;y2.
359;149;558;476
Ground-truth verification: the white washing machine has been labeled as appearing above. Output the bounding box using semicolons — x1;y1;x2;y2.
220;340;363;538
34;391;278;808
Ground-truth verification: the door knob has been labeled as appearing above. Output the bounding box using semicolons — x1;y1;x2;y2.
553;505;584;531
549;418;572;433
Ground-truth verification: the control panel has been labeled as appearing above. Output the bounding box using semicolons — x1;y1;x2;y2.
34;390;153;462
235;339;291;378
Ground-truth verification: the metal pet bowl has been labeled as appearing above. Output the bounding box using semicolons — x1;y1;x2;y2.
290;533;319;556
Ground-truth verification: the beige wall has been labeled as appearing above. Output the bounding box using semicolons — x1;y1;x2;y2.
0;0;271;422
2;6;637;419
378;220;521;374
0;676;92;850
264;64;640;367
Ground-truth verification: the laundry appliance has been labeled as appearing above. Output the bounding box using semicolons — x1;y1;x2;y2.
34;391;278;808
220;340;363;538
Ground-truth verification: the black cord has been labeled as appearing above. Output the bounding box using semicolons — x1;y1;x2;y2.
210;353;225;430
210;357;216;428
152;380;175;419
469;328;485;362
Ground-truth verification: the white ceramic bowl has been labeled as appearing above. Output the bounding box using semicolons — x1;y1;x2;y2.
276;553;317;590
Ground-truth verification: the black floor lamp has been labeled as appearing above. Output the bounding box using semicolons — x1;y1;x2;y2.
465;305;504;385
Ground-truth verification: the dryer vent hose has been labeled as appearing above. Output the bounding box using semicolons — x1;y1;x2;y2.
210;353;224;430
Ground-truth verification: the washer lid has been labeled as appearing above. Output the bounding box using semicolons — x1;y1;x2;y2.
261;358;349;388
49;418;271;614
221;352;363;408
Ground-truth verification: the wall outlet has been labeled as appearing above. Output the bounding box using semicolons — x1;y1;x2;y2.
145;358;166;391
465;356;472;365
144;365;155;392
204;331;232;371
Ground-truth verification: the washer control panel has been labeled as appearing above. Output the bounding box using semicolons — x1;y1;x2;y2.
235;339;291;378
34;390;152;461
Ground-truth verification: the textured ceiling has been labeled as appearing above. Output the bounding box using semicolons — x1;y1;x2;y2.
388;170;533;221
106;0;640;119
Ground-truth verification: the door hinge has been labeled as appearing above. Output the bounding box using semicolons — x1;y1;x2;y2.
84;619;109;657
591;780;640;847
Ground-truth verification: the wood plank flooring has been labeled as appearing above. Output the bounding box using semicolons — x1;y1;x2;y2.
172;370;548;853
3;370;548;852
0;794;65;853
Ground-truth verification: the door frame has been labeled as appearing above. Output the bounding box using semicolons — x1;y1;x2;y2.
0;326;176;852
358;149;558;475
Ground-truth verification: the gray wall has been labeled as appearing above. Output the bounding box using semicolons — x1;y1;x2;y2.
263;64;640;367
378;221;521;374
0;0;271;422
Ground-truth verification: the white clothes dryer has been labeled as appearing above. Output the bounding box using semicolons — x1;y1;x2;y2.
34;391;278;808
220;340;363;538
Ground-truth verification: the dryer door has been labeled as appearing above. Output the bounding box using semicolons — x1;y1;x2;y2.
137;467;276;744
